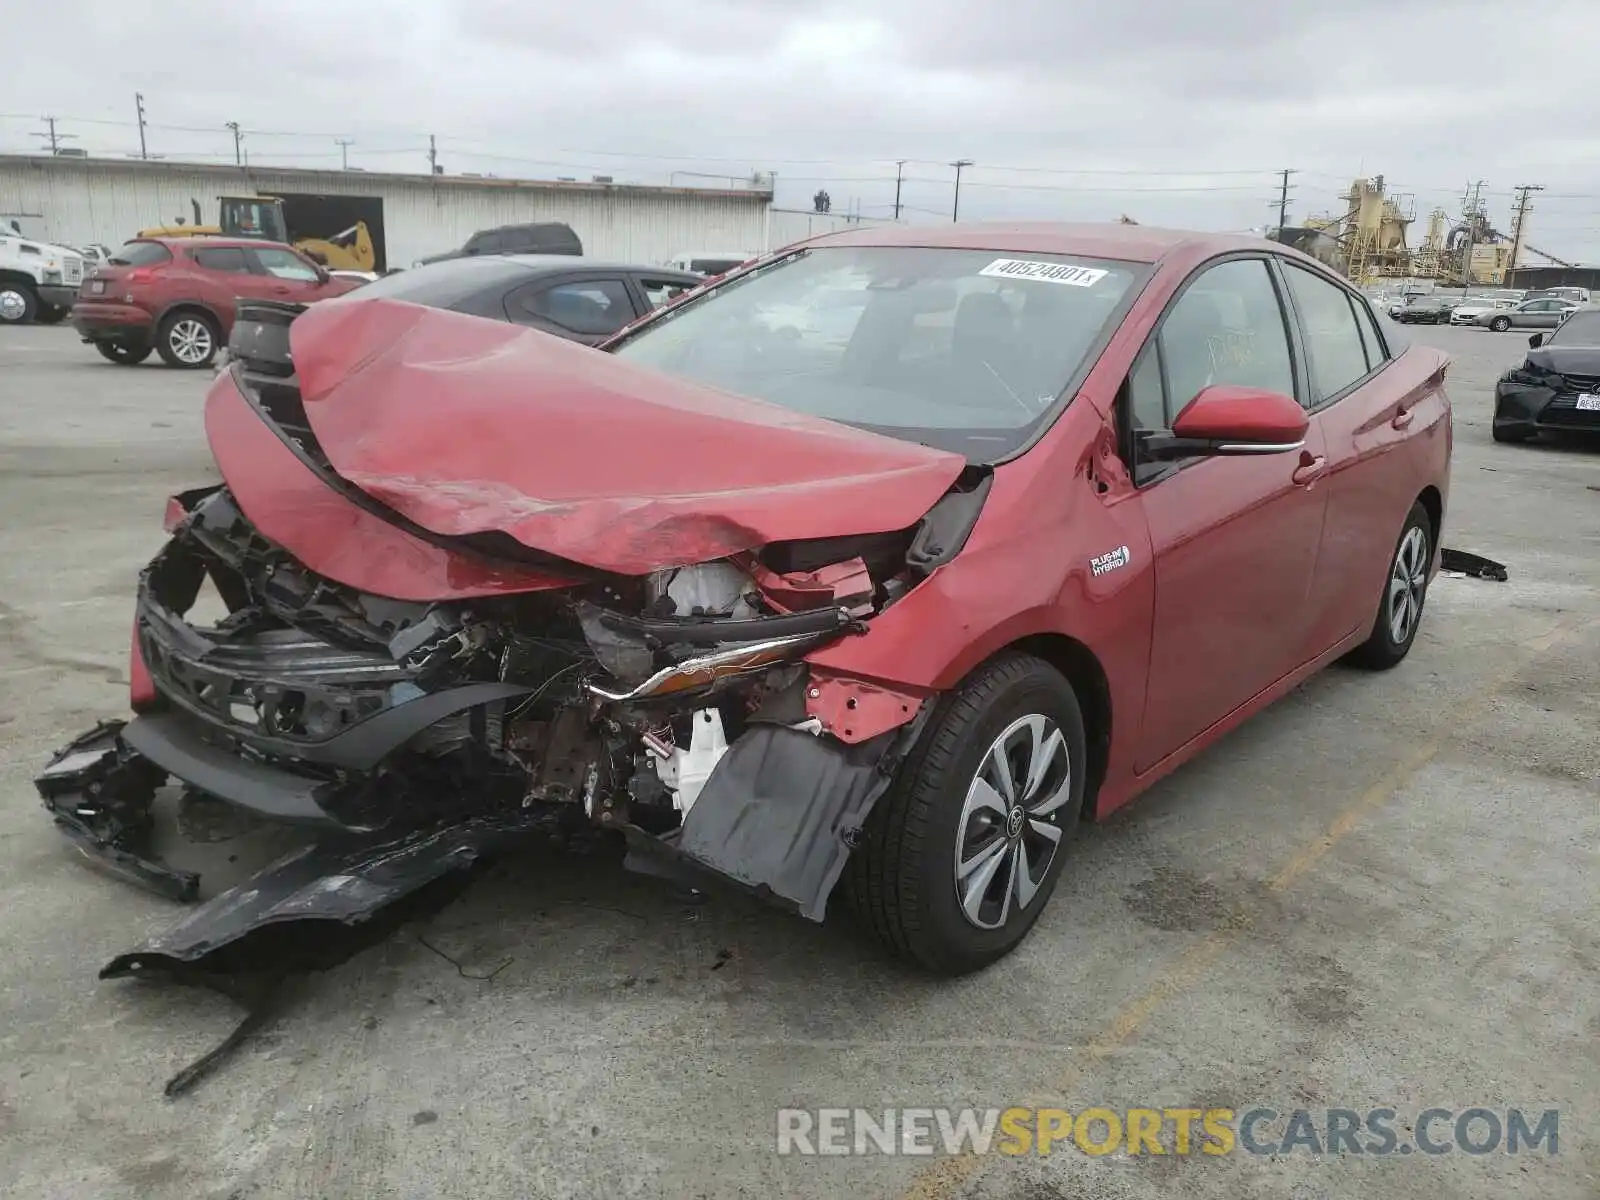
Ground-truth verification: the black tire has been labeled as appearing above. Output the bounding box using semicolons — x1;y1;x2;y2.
1490;316;1512;333
0;281;38;325
34;304;70;325
95;341;152;366
848;653;1086;975
1345;501;1433;671
154;309;220;368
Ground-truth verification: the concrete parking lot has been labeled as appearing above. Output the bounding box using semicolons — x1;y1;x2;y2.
0;323;1594;1200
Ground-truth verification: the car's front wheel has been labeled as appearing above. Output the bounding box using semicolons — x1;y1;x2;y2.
155;310;220;368
1490;316;1512;332
1346;501;1432;670
849;653;1086;975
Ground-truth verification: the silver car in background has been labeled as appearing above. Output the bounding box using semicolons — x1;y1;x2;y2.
1474;297;1580;332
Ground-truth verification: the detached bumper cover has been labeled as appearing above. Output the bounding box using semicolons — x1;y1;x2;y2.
101;816;544;979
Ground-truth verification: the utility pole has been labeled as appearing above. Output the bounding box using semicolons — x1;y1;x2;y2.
951;159;973;222
1271;168;1297;238
135;93;148;160
428;134;438;176
32;116;75;156
1458;180;1484;293
226;121;243;166
893;160;906;221
335;138;354;170
1508;183;1543;274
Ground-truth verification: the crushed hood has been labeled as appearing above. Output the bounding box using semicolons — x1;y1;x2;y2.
286;299;968;575
1525;345;1600;376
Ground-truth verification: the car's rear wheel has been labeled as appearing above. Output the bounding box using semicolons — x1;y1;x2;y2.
1346;501;1432;671
95;341;152;366
0;282;38;325
848;653;1086;975
155;310;219;368
1490;316;1512;332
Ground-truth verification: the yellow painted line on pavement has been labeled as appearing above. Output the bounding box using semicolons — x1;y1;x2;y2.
897;613;1593;1200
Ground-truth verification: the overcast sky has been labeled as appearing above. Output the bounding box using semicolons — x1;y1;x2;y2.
6;0;1600;258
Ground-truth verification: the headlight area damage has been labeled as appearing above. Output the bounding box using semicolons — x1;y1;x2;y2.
36;298;981;1090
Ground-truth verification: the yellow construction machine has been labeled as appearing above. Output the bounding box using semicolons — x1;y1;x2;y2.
138;196;377;272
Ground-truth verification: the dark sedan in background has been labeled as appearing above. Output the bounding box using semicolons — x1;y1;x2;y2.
1493;307;1600;442
328;255;706;344
1392;294;1458;325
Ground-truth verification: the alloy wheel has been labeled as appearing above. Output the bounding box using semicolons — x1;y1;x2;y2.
953;713;1073;930
1388;526;1428;645
0;288;27;322
168;318;213;364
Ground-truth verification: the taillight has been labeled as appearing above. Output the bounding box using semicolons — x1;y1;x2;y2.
126;267;155;283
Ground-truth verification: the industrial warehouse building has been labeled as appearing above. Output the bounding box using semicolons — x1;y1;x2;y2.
0;155;891;270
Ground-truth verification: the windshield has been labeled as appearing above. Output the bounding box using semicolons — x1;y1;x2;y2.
1549;310;1600;345
612;246;1146;459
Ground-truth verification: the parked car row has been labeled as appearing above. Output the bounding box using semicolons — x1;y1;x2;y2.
45;229;715;368
1385;289;1583;330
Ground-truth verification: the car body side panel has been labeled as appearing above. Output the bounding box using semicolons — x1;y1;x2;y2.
806;402;1158;812
1306;346;1451;656
286;299;969;575
1134;424;1330;770
203;370;572;600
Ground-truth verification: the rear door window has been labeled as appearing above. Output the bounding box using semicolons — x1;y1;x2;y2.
1281;263;1372;404
514;279;637;336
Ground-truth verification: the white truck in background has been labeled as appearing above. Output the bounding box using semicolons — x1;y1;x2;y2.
0;221;86;325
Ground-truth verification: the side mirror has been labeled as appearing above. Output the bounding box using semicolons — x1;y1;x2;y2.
1144;385;1308;460
1528;333;1545;348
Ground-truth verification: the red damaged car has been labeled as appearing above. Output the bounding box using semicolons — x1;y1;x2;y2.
39;224;1451;984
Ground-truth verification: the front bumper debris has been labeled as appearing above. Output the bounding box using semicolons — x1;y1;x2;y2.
36;722;196;901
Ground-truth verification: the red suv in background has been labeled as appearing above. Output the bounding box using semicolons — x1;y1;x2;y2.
71;236;364;368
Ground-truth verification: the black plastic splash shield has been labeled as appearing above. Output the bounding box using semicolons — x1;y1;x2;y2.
101;815;546;980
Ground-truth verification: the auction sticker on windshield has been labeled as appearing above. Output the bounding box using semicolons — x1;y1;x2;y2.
979;259;1109;287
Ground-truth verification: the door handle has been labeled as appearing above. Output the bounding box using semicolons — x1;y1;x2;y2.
1392;408;1414;430
1292;454;1327;486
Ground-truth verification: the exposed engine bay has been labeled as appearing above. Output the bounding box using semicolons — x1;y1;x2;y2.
38;476;950;924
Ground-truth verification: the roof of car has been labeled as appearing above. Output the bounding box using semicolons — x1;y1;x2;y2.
497;254;700;276
131;235;296;251
799;221;1274;265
